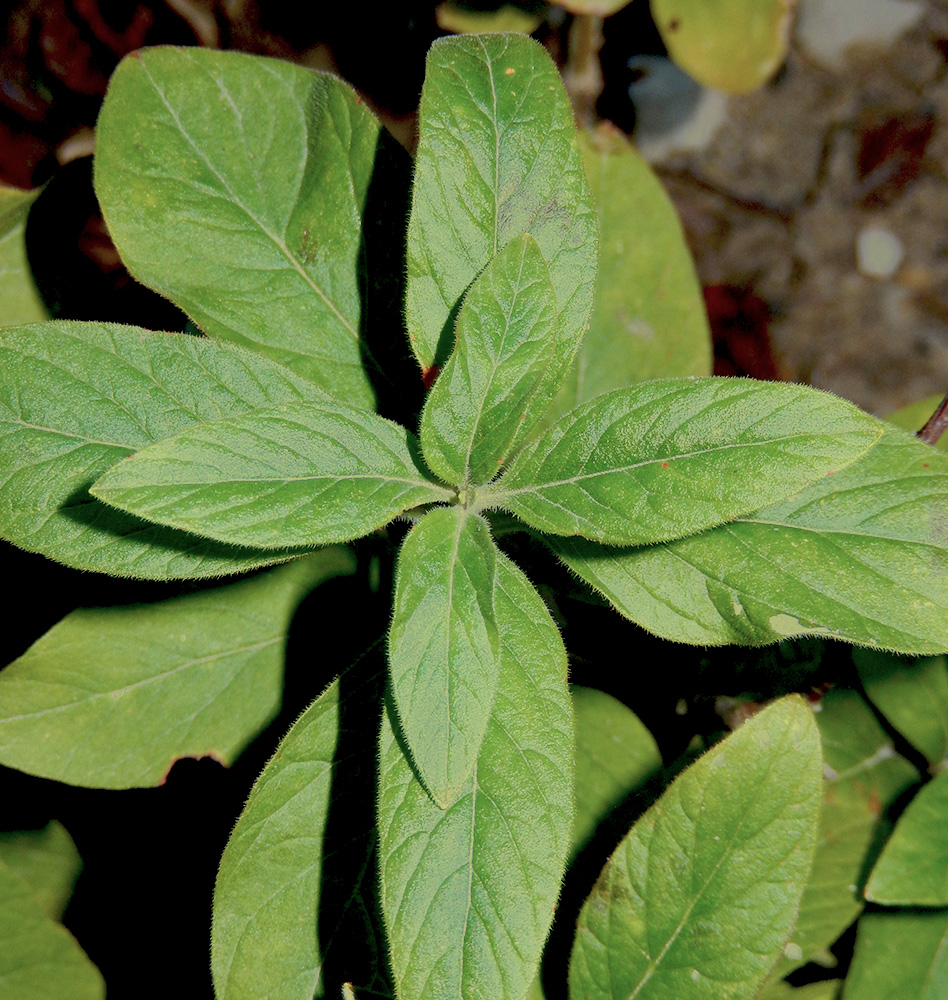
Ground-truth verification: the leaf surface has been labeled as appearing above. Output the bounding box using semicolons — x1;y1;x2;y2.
569;696;822;1000
0;822;81;921
0;858;104;1000
652;0;793;94
0;321;325;578
0;552;352;788
554;424;948;652
213;658;391;1000
542;127;710;428
420;234;558;486
406;33;597;375
379;553;573;1000
91;402;449;550
495;378;879;545
95;48;389;407
842;911;948;1000
0;184;47;326
388;507;499;807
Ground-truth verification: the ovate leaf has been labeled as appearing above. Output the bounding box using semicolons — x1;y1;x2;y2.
0;552;353;788
388;507;499;807
569;696;821;1000
652;0;793;94
420;234;558;486
842;911;948;1000
379;553;573;1000
91;402;450;549
0;822;81;921
0;184;47;325
0;858;104;1000
406;33;597;374
494;378;879;545
555;424;948;652
0;321;325;579
213;658;391;1000
865;768;948;905
855;648;948;766
543;127;710;427
95;48;389;408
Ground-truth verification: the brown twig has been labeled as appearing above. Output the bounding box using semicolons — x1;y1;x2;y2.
917;393;948;446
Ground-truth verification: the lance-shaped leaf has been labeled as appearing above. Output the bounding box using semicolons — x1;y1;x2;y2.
652;0;793;94
0;822;81;922
542;127;711;429
406;33;597;374
569;696;822;1000
0;321;327;579
95;48;390;408
91;402;450;550
420;234;558;486
0;552;352;788
492;378;880;545
0;183;48;326
865;768;948;906
553;423;948;652
379;552;573;1000
843;911;948;1000
388;507;499;807
0;857;104;1000
213;658;391;1000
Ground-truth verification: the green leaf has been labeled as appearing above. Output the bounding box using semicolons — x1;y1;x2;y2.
0;552;352;788
886;393;944;440
759;982;841;1000
571;685;661;858
542;127;711;428
95;48;389;408
855;649;948;765
0;823;81;921
493;378;880;545
555;423;948;652
436;1;546;33
388;507;499;807
0;321;327;579
865;768;948;905
842;911;948;1000
91;402;450;550
0;184;48;326
406;33;597;375
651;0;793;94
569;696;822;1000
379;552;573;1000
213;658;391;1000
774;687;918;978
420;234;559;486
0;858;104;1000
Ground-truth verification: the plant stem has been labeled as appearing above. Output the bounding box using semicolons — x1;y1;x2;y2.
563;14;604;128
917;393;948;446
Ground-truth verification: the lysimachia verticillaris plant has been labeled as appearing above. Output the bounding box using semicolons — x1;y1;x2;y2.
1;31;947;1000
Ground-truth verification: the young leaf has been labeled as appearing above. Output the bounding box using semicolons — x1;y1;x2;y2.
652;0;793;94
854;649;948;766
405;33;597;375
843;911;948;999
0;183;48;325
0;858;104;999
0;321;327;579
420;234;558;486
91;402;450;550
492;378;880;545
569;696;822;1000
759;982;842;1000
388;506;500;807
541;127;711;429
864;768;948;906
95;48;390;408
0;822;82;922
555;423;948;651
0;552;352;788
379;552;573;1000
213;658;391;1000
